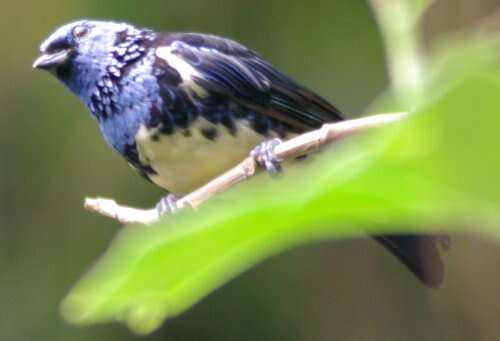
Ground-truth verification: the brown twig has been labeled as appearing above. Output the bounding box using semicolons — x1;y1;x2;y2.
84;112;407;224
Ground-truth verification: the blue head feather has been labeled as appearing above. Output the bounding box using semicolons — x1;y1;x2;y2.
37;20;160;152
39;20;138;103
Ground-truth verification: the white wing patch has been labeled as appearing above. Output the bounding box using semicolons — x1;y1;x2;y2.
155;44;207;96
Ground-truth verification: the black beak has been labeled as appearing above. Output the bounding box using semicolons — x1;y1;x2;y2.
33;49;72;70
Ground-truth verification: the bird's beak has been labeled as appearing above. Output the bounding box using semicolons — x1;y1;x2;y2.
33;49;72;70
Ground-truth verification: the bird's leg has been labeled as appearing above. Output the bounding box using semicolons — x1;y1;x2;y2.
250;138;284;177
156;193;181;216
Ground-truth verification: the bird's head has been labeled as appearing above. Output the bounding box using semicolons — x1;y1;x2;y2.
33;20;140;100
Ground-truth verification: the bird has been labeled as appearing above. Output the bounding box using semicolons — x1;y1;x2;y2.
33;19;447;287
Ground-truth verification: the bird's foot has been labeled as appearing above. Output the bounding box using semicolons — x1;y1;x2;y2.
250;138;284;177
156;193;181;217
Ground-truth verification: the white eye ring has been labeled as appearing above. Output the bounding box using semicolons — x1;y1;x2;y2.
73;26;89;39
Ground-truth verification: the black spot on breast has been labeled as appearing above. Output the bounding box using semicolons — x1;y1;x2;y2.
148;105;174;135
274;122;292;138
200;127;218;141
182;129;192;137
248;111;271;136
170;92;198;128
242;108;294;138
151;133;160;142
123;143;157;180
231;104;249;119
221;114;237;136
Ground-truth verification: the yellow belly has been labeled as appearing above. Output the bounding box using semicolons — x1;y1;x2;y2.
135;119;281;193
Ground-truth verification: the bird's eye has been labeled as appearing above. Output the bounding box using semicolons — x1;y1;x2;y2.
72;26;89;39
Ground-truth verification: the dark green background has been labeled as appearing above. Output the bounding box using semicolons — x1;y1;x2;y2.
2;0;500;340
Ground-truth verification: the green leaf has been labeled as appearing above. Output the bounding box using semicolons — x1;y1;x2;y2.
62;36;500;334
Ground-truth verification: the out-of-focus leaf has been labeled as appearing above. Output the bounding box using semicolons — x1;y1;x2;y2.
411;0;434;20
369;0;431;107
370;0;433;23
62;36;500;334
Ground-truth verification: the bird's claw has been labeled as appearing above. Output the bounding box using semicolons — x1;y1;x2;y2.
250;138;284;177
156;193;181;217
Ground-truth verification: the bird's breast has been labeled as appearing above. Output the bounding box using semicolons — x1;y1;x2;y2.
134;118;280;193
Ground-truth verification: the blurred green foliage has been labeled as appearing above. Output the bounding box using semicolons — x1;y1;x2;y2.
3;0;500;341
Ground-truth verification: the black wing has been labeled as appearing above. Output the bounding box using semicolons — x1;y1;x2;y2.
156;32;342;132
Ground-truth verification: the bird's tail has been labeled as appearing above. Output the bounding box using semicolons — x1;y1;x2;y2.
373;235;448;288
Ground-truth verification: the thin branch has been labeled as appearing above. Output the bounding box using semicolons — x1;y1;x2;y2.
84;198;159;225
85;112;407;225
